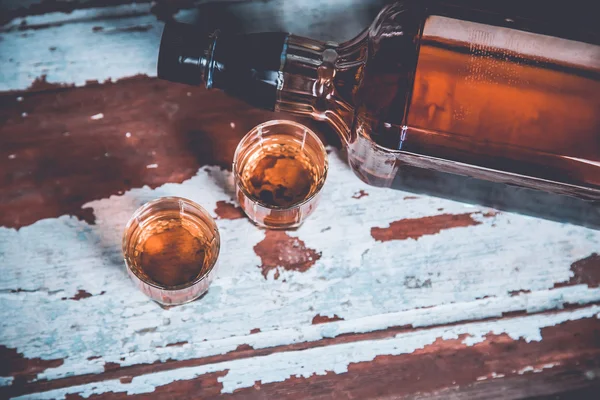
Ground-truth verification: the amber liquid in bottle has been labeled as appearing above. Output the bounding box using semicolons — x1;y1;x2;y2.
354;15;600;195
131;212;213;287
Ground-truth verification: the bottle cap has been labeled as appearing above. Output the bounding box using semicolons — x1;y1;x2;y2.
157;22;211;85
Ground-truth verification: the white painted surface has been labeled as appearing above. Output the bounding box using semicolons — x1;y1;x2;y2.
0;4;163;91
1;149;600;396
89;113;104;120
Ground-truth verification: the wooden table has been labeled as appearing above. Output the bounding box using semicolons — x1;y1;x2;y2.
1;1;599;399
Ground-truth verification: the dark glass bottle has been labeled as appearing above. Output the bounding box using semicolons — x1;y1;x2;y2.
157;0;600;202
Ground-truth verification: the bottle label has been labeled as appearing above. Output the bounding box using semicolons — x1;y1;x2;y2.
420;16;598;70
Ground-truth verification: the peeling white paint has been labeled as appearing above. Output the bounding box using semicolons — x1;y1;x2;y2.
13;307;600;399
90;113;104;120
125;132;132;138
146;164;158;169
0;377;13;387
477;372;506;381
517;362;559;375
1;149;600;392
585;370;596;380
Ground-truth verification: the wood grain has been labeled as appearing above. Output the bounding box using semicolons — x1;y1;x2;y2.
4;314;599;399
253;231;322;279
0;76;338;229
553;253;600;289
0;346;64;387
2;145;599;397
2;1;600;399
370;212;495;242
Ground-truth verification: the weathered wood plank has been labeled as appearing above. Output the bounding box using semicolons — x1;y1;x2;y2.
5;313;600;398
3;303;599;398
2;2;600;398
1;72;600;399
1;136;599;395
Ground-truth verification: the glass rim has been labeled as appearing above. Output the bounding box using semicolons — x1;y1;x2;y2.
122;196;221;291
232;119;329;210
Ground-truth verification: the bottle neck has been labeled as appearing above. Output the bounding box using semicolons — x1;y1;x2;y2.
158;23;365;144
208;31;289;110
275;34;366;145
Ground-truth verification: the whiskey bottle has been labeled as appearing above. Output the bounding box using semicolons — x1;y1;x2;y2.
157;0;600;201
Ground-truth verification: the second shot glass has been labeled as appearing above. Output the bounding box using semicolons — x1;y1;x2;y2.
233;120;328;229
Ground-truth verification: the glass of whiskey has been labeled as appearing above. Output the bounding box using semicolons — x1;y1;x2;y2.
122;197;220;306
233;120;328;229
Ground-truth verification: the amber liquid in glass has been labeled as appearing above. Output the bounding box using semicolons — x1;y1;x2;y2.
239;138;320;208
131;212;213;287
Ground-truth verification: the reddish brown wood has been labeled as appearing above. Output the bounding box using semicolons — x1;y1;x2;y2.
68;290;93;300
554;253;600;289
103;362;121;373
214;201;245;220
404;372;600;400
16;317;600;400
370;212;495;242
118;376;133;384
164;341;188;348
27;75;75;92
0;76;337;229
351;190;369;199
253;231;322;279
62;370;230;400
312;314;344;324
509;290;532;297
4;304;599;400
234;344;255;352
0;346;64;386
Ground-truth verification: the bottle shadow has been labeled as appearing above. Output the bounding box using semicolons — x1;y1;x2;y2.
331;147;599;229
390;163;600;229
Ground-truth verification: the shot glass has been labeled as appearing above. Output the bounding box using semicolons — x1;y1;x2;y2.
233;120;328;229
122;197;220;306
